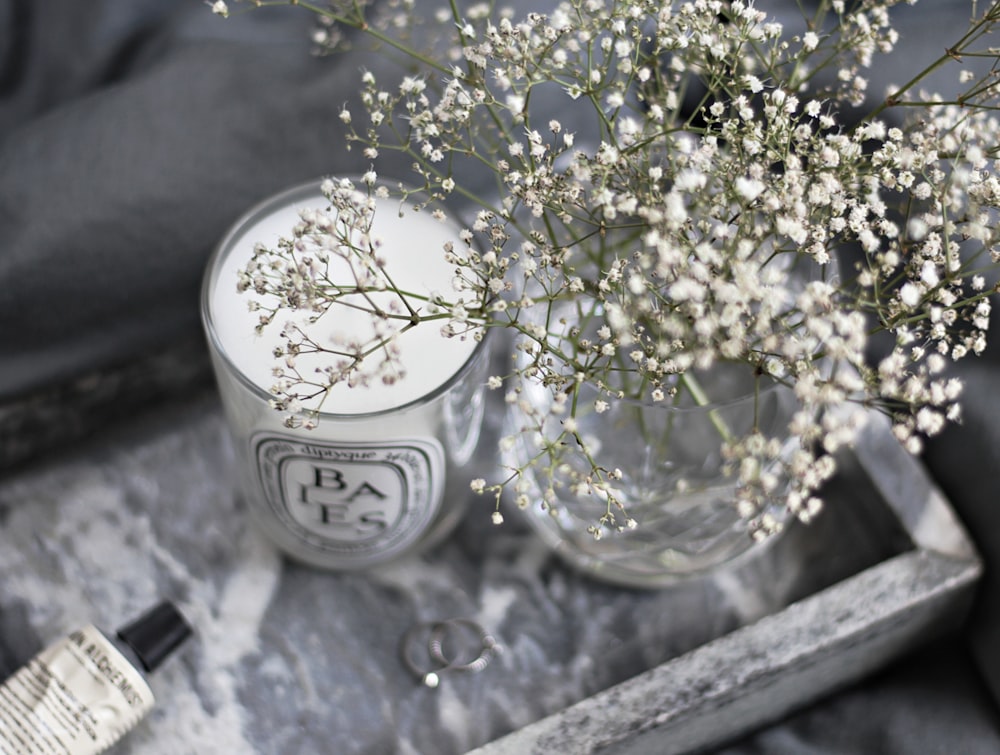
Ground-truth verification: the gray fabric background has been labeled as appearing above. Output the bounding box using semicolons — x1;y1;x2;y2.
1;0;999;751
0;0;364;397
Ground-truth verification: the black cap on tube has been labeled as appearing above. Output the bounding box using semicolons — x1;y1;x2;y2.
116;601;192;673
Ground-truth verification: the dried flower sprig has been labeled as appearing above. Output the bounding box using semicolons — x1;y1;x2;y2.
221;0;1000;540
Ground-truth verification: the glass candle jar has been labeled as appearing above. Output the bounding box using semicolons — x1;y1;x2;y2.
201;179;491;570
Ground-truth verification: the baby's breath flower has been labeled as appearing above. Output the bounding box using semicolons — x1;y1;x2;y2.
227;0;1000;540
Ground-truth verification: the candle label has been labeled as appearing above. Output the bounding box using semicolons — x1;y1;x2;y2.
253;434;445;563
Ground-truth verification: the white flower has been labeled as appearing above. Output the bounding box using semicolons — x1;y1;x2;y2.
227;0;1000;542
735;177;765;201
919;262;940;287
899;283;922;309
400;76;426;94
916;407;945;435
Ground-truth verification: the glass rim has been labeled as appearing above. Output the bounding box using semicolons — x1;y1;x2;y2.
553;373;788;414
200;176;492;420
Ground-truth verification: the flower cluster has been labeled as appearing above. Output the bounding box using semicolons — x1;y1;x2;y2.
223;0;1000;540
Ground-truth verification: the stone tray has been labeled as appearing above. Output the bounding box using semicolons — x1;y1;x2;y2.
472;415;982;754
0;388;980;755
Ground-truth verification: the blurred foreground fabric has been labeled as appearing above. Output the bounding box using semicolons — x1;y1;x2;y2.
1;0;999;751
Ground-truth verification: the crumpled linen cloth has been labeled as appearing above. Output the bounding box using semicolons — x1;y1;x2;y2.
2;0;999;751
0;0;367;398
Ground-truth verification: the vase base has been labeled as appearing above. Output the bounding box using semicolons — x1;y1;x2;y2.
541;525;785;588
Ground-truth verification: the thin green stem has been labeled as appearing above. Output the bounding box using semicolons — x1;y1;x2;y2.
677;372;735;443
864;2;1000;124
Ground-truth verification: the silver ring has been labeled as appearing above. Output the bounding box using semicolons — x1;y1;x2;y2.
400;621;451;688
400;618;500;687
428;619;498;673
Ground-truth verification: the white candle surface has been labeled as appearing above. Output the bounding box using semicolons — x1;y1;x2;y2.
207;186;479;415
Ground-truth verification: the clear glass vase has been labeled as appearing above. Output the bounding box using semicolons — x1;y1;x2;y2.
505;365;799;588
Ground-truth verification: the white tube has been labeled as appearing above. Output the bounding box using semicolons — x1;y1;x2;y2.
0;602;190;755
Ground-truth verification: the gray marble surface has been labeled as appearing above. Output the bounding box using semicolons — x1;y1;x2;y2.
0;388;953;754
